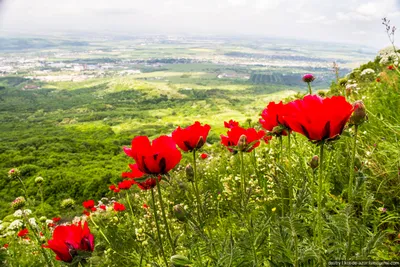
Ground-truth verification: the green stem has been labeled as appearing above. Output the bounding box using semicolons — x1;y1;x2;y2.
307;82;313;95
22;211;53;267
348;125;358;203
288;133;293;214
279;136;285;216
17;176;28;200
40;185;44;214
150;187;169;267
192;150;204;220
317;143;325;263
155;176;176;254
239;150;246;208
89;215;111;245
125;191;135;222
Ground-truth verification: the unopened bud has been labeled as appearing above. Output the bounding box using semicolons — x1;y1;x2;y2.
39;216;47;222
60;198;75;209
11;197;26;210
173;204;187;222
35;176;44;184
237;134;247;151
170;254;192;266
185;164;194;182
350;101;367;126
309;155;319;170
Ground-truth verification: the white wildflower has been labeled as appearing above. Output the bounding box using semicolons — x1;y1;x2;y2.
7;219;23;230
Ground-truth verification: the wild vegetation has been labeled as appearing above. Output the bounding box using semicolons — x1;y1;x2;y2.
0;28;399;266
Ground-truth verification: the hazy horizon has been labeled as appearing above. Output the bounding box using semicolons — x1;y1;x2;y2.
1;0;400;49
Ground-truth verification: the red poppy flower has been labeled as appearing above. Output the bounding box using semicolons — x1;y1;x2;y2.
142;204;149;209
113;188;120;193
122;164;159;190
224;120;239;129
259;101;292;136
48;223;55;228
90;207;97;212
40;232;44;237
200;153;208;159
388;65;394;70
220;126;265;153
172;121;211;152
118;180;132;190
3;244;8;249
263;135;272;144
83;210;91;217
17;229;28;238
109;185;116;191
99;205;106;211
376;78;381;82
52;217;61;223
82;200;95;210
113;202;126;212
44;221;94;263
124;135;182;175
285;95;353;142
122;164;144;179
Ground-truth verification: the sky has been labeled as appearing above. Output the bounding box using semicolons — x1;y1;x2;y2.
0;0;399;48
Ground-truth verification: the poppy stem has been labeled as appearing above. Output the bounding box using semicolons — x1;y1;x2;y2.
348;125;358;203
150;187;169;267
155;176;176;255
307;82;313;95
317;142;325;262
192;150;204;221
239;150;246;209
288;132;293;214
279;136;285;216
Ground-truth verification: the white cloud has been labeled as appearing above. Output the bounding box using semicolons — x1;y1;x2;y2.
0;0;399;48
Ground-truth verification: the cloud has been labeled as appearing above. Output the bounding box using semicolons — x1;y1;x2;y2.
0;0;399;48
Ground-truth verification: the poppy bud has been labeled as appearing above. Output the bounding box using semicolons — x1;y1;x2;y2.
185;164;194;182
170;254;192;266
308;155;319;170
39;216;47;222
350;101;367;126
35;176;44;184
173;204;187;222
11;196;26;210
237;134;247;151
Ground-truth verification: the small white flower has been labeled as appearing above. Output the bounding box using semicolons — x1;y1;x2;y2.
45;219;53;225
7;219;23;230
13;210;23;217
28;218;37;228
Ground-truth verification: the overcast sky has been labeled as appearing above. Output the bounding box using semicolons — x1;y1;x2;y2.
0;0;399;48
